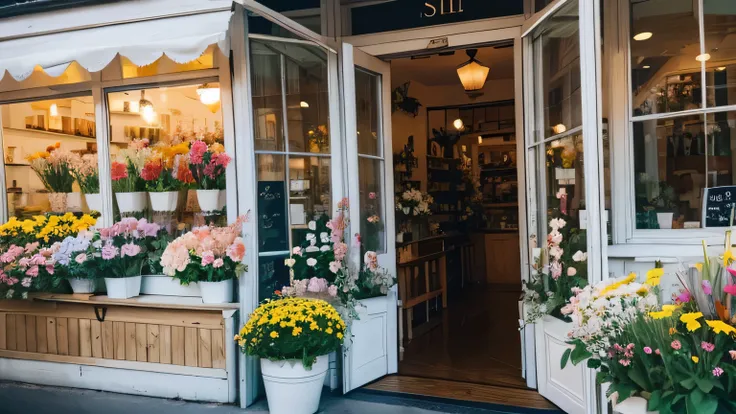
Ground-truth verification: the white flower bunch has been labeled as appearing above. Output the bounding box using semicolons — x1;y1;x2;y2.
395;189;434;216
562;274;659;357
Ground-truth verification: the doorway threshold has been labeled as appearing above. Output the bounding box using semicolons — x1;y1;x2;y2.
360;376;561;413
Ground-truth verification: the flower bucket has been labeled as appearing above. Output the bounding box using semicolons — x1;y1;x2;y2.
197;189;222;212
656;212;673;229
84;193;103;213
149;191;179;212
141;275;201;297
68;278;95;294
116;192;147;214
613;396;656;414
48;192;67;213
261;356;328;414
199;279;233;304
66;192;83;212
105;276;142;299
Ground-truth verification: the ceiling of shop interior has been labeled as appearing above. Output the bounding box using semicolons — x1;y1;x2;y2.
390;46;514;86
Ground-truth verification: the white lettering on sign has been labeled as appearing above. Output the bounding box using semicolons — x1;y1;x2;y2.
709;191;732;202
423;0;464;18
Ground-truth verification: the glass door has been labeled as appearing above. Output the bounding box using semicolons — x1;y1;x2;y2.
340;43;398;392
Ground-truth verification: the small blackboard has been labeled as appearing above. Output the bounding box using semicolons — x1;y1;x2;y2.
703;186;736;227
257;181;289;252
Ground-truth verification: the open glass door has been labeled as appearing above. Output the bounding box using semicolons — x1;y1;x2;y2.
340;42;399;393
522;0;603;413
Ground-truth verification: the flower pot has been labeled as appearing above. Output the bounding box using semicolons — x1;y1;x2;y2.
196;189;223;212
48;192;67;213
68;278;95;294
261;356;329;414
104;276;142;299
656;212;673;229
141;275;201;297
116;192;147;214
149;191;179;212
66;192;83;212
199;279;233;304
84;193;103;213
613;396;656;414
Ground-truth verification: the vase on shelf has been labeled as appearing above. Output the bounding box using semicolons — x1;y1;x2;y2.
104;276;142;299
199;279;233;304
116;192;147;214
197;189;224;212
149;191;179;212
48;193;67;213
66;192;83;212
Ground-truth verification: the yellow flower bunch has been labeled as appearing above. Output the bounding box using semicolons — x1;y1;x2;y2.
0;213;97;246
209;142;225;154
26;151;50;162
649;304;679;320
235;297;346;368
153;142;190;169
599;272;637;296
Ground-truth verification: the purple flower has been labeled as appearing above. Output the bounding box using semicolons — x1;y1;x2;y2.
643;347;652;355
101;244;119;260
713;367;724;377
702;280;713;295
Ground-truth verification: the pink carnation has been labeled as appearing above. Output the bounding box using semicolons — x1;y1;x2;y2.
101;244;119;260
333;242;348;261
671;340;682;350
307;277;328;293
74;253;87;264
25;266;39;277
201;251;215;266
189;140;208;165
120;243;141;258
213;258;224;268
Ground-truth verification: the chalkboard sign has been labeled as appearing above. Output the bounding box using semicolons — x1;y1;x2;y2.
703;186;736;228
258;181;289;252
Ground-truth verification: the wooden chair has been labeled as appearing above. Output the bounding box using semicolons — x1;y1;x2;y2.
397;251;447;349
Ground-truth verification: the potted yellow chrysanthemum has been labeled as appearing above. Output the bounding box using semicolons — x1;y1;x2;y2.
235;297;345;414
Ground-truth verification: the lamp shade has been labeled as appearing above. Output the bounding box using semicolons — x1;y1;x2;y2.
457;49;490;92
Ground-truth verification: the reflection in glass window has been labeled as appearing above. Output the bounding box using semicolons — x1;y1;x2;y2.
251;39;332;257
533;1;581;140
704;1;736;109
2;95;98;218
106;82;225;227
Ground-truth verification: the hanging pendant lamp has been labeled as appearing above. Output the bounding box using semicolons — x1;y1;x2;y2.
456;49;490;92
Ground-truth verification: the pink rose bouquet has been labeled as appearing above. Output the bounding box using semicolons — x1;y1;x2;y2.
93;218;162;278
188;140;231;190
0;242;56;299
160;216;247;285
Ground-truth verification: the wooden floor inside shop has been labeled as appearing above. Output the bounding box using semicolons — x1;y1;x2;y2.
364;376;558;410
398;283;526;389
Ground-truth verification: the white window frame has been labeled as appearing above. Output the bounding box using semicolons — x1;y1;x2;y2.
613;0;736;246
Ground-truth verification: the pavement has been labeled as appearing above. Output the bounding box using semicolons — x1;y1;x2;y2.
0;381;555;414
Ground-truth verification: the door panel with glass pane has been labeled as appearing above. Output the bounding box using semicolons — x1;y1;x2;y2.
342;43;398;393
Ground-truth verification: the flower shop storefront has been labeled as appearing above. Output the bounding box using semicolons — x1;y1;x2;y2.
0;0;401;409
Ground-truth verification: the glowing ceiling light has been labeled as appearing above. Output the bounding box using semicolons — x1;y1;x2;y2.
633;32;653;41
456;49;490;92
300;101;310;108
552;124;567;135
196;83;220;105
139;90;154;123
696;53;711;62
453;118;465;131
49;103;58;117
717;66;727;71
642;65;651;69
478;136;483;144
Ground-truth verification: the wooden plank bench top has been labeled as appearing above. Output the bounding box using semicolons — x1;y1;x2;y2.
30;293;240;312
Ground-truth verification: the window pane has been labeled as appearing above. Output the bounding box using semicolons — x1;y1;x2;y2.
355;69;381;156
259;254;290;301
544;134;586;232
289;156;331;246
2;95;98;218
251;43;285;151
359;157;385;253
533;0;581;140
633;114;705;229
284;51;330;154
705;111;736;187
630;0;702;116
257;154;289;253
107;82;225;225
704;1;736;108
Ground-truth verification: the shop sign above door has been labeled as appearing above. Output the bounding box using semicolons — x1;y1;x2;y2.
350;0;523;35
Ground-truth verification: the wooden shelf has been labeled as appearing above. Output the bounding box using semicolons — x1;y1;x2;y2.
4;127;96;142
5;163;29;167
32;293;239;312
483;202;518;208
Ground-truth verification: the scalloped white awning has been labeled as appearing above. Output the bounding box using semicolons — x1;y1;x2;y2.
0;10;231;82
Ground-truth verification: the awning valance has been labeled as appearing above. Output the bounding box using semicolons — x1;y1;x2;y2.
0;10;231;81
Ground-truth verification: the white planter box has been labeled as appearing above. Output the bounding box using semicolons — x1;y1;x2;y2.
116;192;147;214
261;356;328;414
613;396;656;414
196;189;224;212
199;279;233;304
104;276;142;299
149;191;179;212
68;278;95;294
140;275;200;297
535;315;588;414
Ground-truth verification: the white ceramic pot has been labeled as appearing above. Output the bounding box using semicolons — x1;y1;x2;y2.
613;396;656;414
141;275;201;297
84;193;103;213
48;192;67;213
104;276;142;299
197;189;222;212
68;278;95;294
199;279;233;304
149;191;179;212
261;356;328;414
116;192;147;214
66;192;83;212
656;212;674;229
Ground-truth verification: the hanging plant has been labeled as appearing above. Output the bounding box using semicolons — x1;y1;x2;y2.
392;82;422;117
